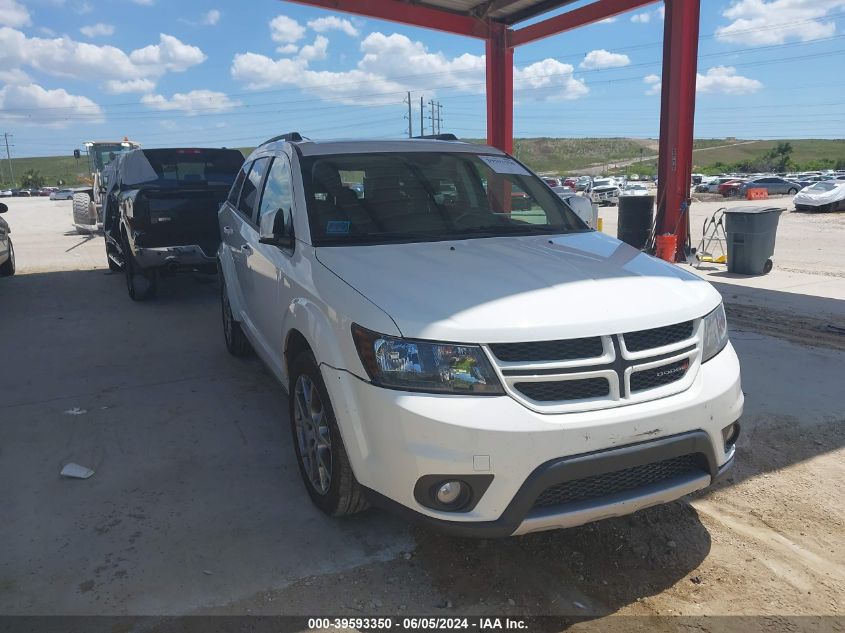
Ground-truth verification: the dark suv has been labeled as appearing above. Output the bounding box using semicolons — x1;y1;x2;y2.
103;147;244;300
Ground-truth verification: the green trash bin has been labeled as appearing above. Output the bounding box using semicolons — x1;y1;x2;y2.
724;206;784;275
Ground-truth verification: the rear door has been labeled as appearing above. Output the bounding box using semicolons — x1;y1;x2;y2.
220;163;250;321
241;154;297;377
230;158;271;334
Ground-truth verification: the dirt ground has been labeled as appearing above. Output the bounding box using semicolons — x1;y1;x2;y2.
0;197;843;631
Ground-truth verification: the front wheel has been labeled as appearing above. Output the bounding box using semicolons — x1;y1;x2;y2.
0;239;15;277
72;192;94;232
289;350;368;517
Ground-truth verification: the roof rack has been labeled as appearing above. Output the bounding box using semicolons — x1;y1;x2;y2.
413;133;460;141
260;132;304;145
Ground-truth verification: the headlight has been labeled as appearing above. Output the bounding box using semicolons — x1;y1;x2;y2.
702;303;729;362
351;324;504;395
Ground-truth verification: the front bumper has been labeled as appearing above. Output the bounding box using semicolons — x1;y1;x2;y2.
322;343;743;536
133;244;217;269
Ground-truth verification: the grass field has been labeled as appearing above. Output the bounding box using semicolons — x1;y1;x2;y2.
2;138;842;187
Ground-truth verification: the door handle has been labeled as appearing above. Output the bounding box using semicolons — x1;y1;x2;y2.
222;225;234;235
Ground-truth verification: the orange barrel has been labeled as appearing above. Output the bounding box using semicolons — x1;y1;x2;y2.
655;233;678;262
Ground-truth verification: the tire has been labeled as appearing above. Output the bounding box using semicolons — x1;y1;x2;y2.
787;188;798;195
289;350;369;517
221;275;252;357
763;259;773;274
123;237;156;301
72;193;94;231
0;239;15;277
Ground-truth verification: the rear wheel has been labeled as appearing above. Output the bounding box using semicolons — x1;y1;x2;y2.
787;188;798;195
289;350;368;517
0;239;15;277
221;275;251;357
123;237;156;301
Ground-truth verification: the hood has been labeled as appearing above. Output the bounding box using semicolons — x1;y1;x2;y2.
316;232;720;343
592;184;619;192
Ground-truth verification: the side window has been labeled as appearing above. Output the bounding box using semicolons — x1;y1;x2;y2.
227;165;248;206
258;156;294;238
237;157;271;222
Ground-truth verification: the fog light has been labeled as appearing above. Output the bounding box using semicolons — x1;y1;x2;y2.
722;422;740;449
436;481;463;505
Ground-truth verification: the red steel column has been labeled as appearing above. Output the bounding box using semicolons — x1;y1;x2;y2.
656;0;700;261
486;23;513;154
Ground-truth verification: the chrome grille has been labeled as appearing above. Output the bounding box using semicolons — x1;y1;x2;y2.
515;378;609;402
486;319;700;413
624;321;694;352
532;453;706;509
489;337;603;362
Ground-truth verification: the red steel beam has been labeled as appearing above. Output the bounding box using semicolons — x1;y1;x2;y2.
284;0;491;38
486;22;513;154
509;0;659;47
656;0;700;261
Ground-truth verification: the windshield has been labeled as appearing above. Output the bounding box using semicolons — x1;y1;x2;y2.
121;148;244;188
91;144;135;171
301;152;587;246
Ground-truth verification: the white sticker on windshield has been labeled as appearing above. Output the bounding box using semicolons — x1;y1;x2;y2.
479;155;530;176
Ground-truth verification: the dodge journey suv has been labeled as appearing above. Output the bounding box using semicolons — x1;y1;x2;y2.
218;133;743;537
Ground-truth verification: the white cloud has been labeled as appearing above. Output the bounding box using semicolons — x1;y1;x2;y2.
201;9;220;26
643;74;661;95
642;67;763;96
579;49;631;69
715;0;845;45
514;59;589;101
307;16;359;37
75;1;93;14
277;43;298;55
0;0;30;27
133;0;154;5
0;28;206;100
103;78;156;94
0;82;103;127
298;35;329;62
270;15;305;46
129;33;207;72
0;67;30;84
80;22;114;38
232;31;589;106
696;66;763;94
598;17;617;24
657;6;665;19
141;90;241;115
631;12;651;23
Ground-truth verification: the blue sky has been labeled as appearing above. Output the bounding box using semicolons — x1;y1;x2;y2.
1;0;844;157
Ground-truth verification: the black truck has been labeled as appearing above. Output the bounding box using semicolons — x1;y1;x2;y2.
103;147;244;300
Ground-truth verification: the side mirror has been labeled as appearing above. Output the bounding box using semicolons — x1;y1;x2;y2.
0;203;7;214
258;208;294;249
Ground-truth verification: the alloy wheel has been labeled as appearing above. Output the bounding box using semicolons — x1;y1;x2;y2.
293;374;332;495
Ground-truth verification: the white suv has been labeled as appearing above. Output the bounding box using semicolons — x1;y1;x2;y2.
218;134;743;537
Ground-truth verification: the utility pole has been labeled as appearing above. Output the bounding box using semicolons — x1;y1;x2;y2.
4;133;14;186
404;92;413;138
437;102;444;134
420;97;425;136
